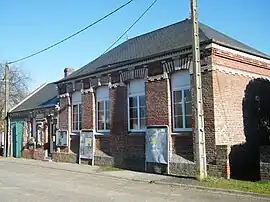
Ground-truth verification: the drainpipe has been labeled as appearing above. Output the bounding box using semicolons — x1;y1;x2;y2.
48;114;54;161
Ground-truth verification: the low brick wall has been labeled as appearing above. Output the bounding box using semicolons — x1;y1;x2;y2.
22;149;34;159
170;162;196;177
94;155;114;167
22;148;76;164
52;152;77;163
22;149;45;160
33;149;45;160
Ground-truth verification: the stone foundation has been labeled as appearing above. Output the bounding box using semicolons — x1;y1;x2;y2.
53;152;77;163
21;144;233;179
260;146;270;180
260;162;270;181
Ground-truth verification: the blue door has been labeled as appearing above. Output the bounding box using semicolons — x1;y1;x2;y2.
12;121;23;158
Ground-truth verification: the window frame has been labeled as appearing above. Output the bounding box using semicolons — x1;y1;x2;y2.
96;99;110;133
171;85;192;132
72;103;82;132
128;92;146;133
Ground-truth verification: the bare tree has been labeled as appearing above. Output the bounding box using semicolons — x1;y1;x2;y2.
0;63;31;130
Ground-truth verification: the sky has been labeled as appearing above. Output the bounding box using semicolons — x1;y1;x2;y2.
1;0;270;92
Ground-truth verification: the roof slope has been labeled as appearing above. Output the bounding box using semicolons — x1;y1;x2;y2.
11;83;58;113
59;19;269;82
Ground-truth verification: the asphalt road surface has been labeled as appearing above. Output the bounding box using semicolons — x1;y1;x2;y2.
0;160;268;202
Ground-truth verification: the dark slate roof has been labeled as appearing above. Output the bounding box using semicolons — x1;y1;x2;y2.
58;19;270;83
10;83;58;113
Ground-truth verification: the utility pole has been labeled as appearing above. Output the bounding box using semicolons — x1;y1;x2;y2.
190;0;207;179
3;63;9;157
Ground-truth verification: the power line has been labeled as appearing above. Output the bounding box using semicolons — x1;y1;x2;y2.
8;0;134;65
102;0;158;55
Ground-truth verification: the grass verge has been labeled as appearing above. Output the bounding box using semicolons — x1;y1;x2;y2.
98;166;122;172
201;177;270;195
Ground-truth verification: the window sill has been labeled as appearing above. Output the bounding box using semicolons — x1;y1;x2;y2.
95;131;111;136
71;131;80;135
128;131;145;136
171;131;192;136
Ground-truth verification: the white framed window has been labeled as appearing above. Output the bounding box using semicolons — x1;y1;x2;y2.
171;71;192;132
96;86;110;132
128;79;146;132
72;91;82;132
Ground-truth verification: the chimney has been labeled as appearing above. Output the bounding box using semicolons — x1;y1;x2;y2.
64;68;73;78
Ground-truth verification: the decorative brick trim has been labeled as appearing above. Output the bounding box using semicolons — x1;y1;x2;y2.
215;65;270;80
59;93;70;98
147;72;168;81
109;82;126;89
162;56;192;74
212;43;270;64
120;67;147;82
213;47;270;70
81;88;94;94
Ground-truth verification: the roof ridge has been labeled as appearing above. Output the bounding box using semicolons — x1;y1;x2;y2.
61;19;192;82
124;18;191;43
9;83;47;113
56;19;270;83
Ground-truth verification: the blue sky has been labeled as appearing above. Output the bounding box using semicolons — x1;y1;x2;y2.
1;0;269;91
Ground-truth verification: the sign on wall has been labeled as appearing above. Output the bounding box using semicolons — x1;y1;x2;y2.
145;125;169;165
79;130;95;162
56;130;68;146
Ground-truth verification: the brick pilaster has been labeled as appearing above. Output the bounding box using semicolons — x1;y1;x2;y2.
59;94;71;132
59;94;71;151
82;90;95;130
110;85;128;167
192;71;216;164
216;145;231;179
146;78;171;127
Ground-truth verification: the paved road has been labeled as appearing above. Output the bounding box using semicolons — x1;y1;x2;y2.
0;160;268;202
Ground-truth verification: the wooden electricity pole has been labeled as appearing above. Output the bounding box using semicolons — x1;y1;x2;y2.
3;63;9;157
190;0;207;179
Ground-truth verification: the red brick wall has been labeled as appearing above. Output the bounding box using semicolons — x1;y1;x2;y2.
59;96;70;131
200;71;216;163
95;135;111;155
126;135;145;158
212;70;250;145
211;53;270;146
82;92;95;130
146;79;171;126
110;85;128;166
172;135;193;161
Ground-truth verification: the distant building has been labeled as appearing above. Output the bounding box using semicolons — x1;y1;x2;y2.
8;83;58;158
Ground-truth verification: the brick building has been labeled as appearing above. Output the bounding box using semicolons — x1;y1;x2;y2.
55;19;270;177
9;83;59;158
